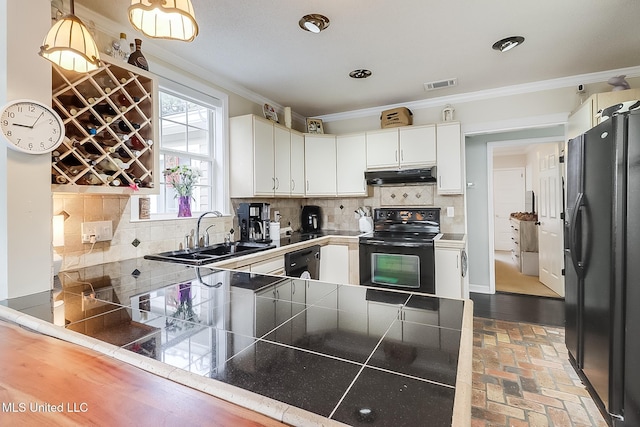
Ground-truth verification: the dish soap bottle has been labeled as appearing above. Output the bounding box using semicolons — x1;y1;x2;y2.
128;38;148;71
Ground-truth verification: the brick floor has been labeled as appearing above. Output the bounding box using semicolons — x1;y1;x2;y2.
472;317;609;427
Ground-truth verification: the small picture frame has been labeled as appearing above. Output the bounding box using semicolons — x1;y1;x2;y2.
306;118;324;134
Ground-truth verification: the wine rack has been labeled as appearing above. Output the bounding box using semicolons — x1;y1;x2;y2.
51;56;159;194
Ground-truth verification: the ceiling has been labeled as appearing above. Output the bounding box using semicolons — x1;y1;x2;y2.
75;0;640;118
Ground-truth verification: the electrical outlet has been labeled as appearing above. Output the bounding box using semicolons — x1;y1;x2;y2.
81;287;113;311
446;206;455;217
81;220;113;243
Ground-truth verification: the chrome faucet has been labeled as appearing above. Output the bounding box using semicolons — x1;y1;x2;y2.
195;211;222;248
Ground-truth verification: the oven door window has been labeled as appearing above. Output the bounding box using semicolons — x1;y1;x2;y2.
371;253;420;288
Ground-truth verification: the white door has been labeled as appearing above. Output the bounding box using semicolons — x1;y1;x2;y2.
493;168;525;251
537;143;565;296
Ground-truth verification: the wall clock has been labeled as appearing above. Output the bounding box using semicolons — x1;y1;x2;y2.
0;99;65;154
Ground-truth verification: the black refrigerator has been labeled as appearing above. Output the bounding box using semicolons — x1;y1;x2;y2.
565;109;640;426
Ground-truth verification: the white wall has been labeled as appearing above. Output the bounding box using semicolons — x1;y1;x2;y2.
0;0;53;299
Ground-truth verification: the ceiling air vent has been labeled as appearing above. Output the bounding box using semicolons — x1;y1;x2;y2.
424;78;457;91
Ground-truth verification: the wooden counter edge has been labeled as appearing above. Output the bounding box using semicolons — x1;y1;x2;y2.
0;304;332;426
451;298;473;427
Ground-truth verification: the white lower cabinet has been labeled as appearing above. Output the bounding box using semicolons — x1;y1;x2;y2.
435;247;468;299
304;134;337;196
319;245;349;284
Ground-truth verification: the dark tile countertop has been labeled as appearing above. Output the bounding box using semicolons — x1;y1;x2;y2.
2;257;468;426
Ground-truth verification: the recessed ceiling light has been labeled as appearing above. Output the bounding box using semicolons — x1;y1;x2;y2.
349;69;372;79
299;14;330;33
492;36;525;52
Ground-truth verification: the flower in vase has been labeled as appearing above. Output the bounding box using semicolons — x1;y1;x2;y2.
163;165;202;198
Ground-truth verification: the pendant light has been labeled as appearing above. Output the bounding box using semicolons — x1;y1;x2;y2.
128;0;199;42
39;0;101;73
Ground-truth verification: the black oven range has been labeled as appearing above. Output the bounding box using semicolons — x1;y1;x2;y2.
359;208;440;294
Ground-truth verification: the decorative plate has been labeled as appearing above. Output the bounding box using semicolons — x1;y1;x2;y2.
263;104;278;122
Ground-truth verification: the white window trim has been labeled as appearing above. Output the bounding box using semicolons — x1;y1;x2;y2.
129;68;229;222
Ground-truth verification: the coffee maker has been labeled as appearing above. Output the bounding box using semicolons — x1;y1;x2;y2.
237;203;271;242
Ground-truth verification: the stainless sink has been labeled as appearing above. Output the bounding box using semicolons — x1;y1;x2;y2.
144;241;275;266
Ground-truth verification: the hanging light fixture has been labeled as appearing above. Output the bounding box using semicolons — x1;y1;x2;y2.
39;0;101;73
129;0;199;42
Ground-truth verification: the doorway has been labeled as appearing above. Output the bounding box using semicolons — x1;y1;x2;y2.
488;140;564;299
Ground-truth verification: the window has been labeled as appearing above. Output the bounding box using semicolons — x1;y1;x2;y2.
144;82;226;218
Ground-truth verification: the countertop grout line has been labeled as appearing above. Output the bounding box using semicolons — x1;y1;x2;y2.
328;304;403;420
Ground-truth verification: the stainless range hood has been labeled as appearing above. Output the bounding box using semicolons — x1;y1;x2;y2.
365;166;437;186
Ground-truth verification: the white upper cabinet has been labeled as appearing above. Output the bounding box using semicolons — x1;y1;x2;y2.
230;114;304;198
289;131;305;196
366;128;399;169
398;125;436;167
253;117;276;196
336;133;367;196
436;122;463;195
366;124;436;170
274;124;291;196
304;134;337;196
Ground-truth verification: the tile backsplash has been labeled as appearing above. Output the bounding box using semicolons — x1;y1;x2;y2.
54;184;463;271
232;184;465;234
53;194;233;271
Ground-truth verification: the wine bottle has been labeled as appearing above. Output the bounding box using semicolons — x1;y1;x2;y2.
114;120;141;133
58;94;85;116
93;157;130;172
93;103;118;116
72;139;103;157
128;39;149;71
84;173;109;185
116;93;140;108
119;33;129;61
123;134;145;150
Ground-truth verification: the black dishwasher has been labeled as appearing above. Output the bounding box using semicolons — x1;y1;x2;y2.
284;245;321;279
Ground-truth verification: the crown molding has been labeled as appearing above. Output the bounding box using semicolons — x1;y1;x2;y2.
317;66;640;123
74;4;305;124
72;4;640;127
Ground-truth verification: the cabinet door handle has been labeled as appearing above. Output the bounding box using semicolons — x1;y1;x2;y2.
439;176;442;188
395;150;398;161
275;177;279;189
306;180;309;191
456;255;459;269
272;177;276;190
401;149;404;161
291;179;295;191
292;282;295;294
